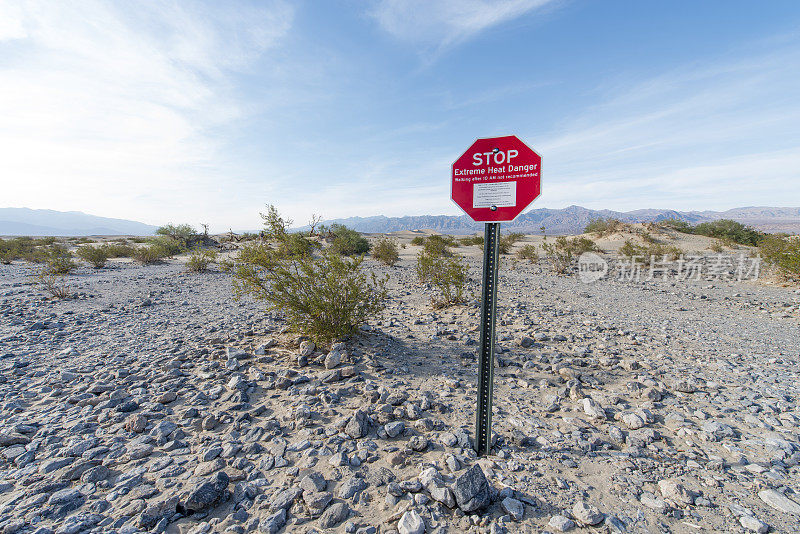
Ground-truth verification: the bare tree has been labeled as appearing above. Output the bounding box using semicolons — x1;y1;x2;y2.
201;223;209;238
308;213;323;235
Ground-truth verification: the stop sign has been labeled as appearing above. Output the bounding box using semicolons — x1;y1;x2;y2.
451;135;541;222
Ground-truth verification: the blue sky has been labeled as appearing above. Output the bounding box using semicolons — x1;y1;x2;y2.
2;1;800;231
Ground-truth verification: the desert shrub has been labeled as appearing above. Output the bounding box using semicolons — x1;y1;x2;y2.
497;232;525;254
710;240;724;253
421;235;456;257
517;244;539;262
372;238;399;266
232;247;386;344
541;236;575;274
692;219;763;246
231;206;386;343
43;245;76;274
658;218;693;233
585;218;623;236
759;235;800;279
416;250;469;307
186;247;217;272
410;236;425;246
130;237;148;243
101;243;135;258
77;245;109;268
459;235;484;246
620;240;683;263
328;224;370;256
132;245;166;265
568;236;600;254
156;223;197;248
147;236;183;258
0;237;63;263
35;268;71;299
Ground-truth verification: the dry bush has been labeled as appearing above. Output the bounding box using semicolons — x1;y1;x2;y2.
186;247;217;272
77;245;109;268
585;218;624;236
458;235;484;246
35;268;71;299
760;235;800;280
132;245;166;265
540;236;574;274
372;238;399;266
416;247;469;307
517;244;539;262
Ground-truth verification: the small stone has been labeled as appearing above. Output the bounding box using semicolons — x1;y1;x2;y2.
300;472;327;493
739;515;769;533
622;413;646;430
572;501;603;525
385;421;405;438
338;476;367;499
398;510;425;534
548;515;575;532
409;435;428;452
501;497;524;521
758;489;800;516
582;398;606;420
319;502;350;528
125;414;147;433
324;350;342;369
345;410;369;439
183;471;229;513
452;464;490;512
658;479;694;506
156;391;177;404
201;415;218;431
259;508;286;534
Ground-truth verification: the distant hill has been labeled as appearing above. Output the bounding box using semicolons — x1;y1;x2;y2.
0;208;158;236
305;206;800;235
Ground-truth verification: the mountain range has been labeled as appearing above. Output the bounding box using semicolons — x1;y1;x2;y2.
2;206;799;237
310;206;800;235
0;208;158;236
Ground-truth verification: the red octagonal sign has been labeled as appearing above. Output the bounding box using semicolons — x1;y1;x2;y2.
452;135;541;223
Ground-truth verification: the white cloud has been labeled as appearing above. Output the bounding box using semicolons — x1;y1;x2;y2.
370;0;557;56
0;0;293;229
531;43;800;211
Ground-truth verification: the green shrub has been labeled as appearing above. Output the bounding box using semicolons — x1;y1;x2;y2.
692;219;763;246
77;245;109;268
230;206;386;344
186;247;217;272
620;240;684;264
147;236;183;258
156;223;197;248
101;243;135;258
232;247;386;344
132;245;166;264
658;218;693;233
329;224;370;256
497;232;524;254
459;235;484;246
410;236;425;246
568;236;600;254
759;235;800;279
421;235;455;257
372;238;399;266
517;244;539;262
130;237;148;243
0;237;63;263
416;250;469;307
585;218;623;236
540;236;574;274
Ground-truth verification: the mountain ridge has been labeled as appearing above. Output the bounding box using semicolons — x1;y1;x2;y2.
0;208;158;236
305;205;800;235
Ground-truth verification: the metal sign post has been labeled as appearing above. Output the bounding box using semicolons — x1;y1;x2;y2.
475;222;500;456
451;135;541;457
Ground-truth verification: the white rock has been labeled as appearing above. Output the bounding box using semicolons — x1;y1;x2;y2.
398;510;425;534
622;412;646;430
582;398;606;420
739;515;769;533
758;489;800;516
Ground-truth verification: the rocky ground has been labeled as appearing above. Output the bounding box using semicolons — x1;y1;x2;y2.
1;244;800;534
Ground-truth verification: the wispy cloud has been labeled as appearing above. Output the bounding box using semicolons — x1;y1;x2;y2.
369;0;558;58
533;41;800;211
0;0;293;226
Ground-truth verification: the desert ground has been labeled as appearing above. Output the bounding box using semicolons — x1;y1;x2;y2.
1;227;799;534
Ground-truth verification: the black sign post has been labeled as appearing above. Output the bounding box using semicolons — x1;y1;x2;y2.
475;222;500;456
